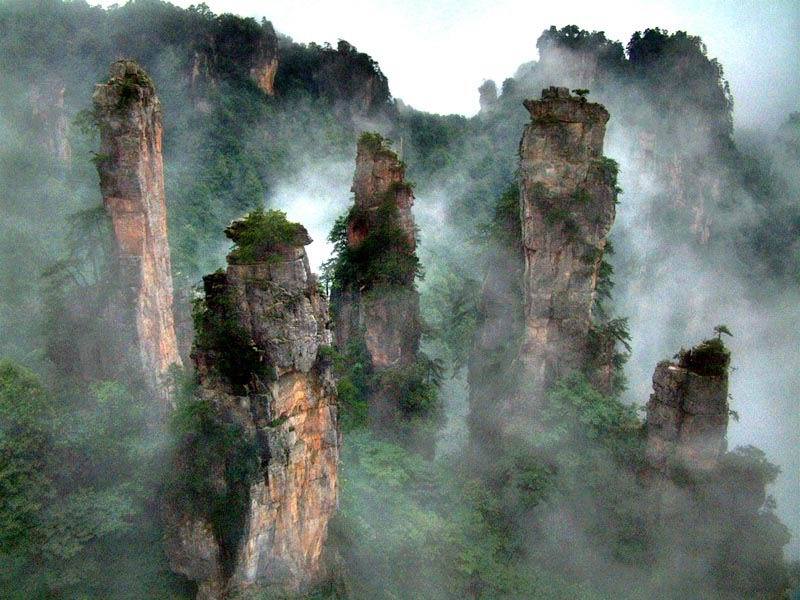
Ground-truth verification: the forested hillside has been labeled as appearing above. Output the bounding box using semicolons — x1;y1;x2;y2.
0;1;797;598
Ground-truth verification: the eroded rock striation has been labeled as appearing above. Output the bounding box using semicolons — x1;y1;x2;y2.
93;60;182;408
645;338;730;474
518;87;616;394
331;134;423;432
167;211;339;599
30;79;71;163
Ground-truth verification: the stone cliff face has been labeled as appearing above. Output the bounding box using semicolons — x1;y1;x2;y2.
518;87;616;395
30;79;71;163
332;135;422;430
348;137;416;256
241;20;279;96
93;61;182;408
189;19;279;109
645;339;730;474
167;214;339;599
312;41;392;117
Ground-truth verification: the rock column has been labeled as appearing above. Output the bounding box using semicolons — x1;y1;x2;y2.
93;60;182;408
645;339;730;474
167;214;340;599
518;87;615;394
332;134;421;430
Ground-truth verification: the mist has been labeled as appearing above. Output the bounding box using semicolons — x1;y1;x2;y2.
0;1;797;598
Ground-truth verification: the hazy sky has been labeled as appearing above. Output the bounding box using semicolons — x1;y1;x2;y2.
96;0;799;127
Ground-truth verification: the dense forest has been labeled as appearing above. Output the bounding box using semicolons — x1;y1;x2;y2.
0;1;798;598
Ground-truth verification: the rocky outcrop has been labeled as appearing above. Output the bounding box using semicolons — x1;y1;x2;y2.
518;87;616;395
331;134;422;432
167;211;339;598
188;50;216;112
30;79;71;163
646;338;730;474
312;41;391;116
250;56;279;97
240;19;279;95
93;61;182;409
478;80;498;112
188;19;279;109
468;90;618;447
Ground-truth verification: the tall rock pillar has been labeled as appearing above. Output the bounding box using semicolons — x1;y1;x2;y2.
518;87;615;394
331;133;423;434
167;210;340;599
93;61;182;407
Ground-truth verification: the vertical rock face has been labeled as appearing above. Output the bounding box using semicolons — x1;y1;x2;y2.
518;87;615;394
334;134;418;364
30;79;71;163
167;214;339;599
243;20;279;96
646;339;730;474
313;41;391;117
250;56;279;96
332;134;421;429
93;61;182;407
348;136;416;255
188;20;279;110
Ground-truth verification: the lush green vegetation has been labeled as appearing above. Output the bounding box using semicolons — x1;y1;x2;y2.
0;361;190;598
675;336;731;377
324;200;421;292
0;2;796;598
225;208;306;264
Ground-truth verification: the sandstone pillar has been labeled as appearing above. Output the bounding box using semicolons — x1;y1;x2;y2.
93;60;182;408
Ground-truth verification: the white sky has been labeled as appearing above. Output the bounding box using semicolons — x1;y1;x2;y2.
96;0;800;127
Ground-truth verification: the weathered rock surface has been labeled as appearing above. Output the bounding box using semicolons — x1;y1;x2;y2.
645;341;730;474
240;19;280;95
30;79;71;163
313;41;391;116
332;135;422;431
93;61;182;408
168;220;339;598
518;87;615;393
333;135;418;362
188;19;279;110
